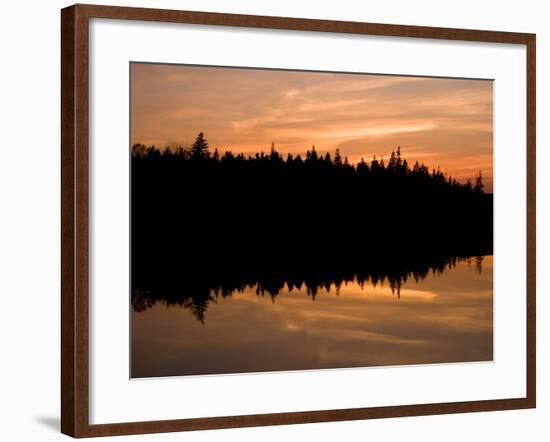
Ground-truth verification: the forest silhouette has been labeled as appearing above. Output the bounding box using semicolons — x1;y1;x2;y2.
131;132;493;322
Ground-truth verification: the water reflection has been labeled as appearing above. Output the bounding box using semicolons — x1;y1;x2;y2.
131;256;493;378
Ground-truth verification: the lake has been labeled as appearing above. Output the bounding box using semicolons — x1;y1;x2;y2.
131;255;493;378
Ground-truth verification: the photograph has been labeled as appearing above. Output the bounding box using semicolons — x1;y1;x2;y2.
130;63;494;378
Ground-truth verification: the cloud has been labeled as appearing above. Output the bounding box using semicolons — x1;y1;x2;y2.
131;63;493;190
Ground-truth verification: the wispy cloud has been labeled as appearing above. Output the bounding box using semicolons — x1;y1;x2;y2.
131;64;493;190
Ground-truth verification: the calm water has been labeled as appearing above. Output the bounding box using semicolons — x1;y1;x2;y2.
131;256;493;378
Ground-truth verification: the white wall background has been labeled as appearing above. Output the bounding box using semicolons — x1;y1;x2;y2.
0;0;547;440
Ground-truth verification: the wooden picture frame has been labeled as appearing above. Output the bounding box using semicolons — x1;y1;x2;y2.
61;3;536;437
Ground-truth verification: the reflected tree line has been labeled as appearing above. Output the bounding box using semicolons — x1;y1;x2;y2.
132;255;486;324
131;133;493;322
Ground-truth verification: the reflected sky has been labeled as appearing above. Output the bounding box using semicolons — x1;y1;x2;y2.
131;256;493;378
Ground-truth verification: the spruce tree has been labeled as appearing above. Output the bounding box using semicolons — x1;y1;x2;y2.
334;148;343;167
474;170;484;194
190;132;210;159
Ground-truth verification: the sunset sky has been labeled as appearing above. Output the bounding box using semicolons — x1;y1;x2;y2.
131;63;493;191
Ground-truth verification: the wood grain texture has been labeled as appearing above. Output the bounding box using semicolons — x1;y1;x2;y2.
526;34;536;407
61;5;76;436
60;4;536;438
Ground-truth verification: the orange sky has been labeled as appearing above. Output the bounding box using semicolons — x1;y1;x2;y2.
131;63;493;191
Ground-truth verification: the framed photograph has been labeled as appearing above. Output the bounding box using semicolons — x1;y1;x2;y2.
61;4;536;437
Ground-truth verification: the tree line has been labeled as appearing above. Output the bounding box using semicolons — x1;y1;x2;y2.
132;132;486;195
131;132;493;322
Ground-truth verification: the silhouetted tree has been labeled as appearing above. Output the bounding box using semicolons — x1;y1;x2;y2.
334;148;343;167
132;143;147;157
310;145;318;161
212;147;220;161
474;170;484;194
190;132;210;159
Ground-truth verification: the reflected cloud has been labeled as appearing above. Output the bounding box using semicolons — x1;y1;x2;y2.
132;257;493;377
